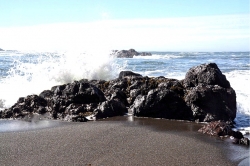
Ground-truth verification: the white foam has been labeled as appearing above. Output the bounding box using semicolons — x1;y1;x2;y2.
225;70;250;116
225;70;250;129
133;54;183;60
0;50;124;109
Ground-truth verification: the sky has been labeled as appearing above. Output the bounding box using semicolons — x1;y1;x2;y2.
0;0;249;51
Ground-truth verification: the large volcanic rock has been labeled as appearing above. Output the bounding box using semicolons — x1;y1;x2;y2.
0;95;47;119
0;63;236;123
1;81;107;121
183;63;230;88
130;87;192;120
183;63;236;122
127;77;192;120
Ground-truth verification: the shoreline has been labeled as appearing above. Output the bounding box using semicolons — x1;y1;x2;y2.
0;117;248;165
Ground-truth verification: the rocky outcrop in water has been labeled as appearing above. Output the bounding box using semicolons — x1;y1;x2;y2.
111;49;152;58
0;48;4;51
0;63;236;124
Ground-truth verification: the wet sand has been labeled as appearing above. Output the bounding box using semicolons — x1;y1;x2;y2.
0;116;249;166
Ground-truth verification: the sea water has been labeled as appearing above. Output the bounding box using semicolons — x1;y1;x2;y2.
0;50;249;131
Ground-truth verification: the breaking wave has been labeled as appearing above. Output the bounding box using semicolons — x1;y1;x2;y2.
0;50;124;109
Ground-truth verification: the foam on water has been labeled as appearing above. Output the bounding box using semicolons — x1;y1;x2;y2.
225;70;250;129
0;50;124;109
133;54;183;60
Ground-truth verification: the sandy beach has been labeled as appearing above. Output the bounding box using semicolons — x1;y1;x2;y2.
0;116;249;166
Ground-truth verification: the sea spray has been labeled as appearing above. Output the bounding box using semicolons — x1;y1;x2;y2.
0;50;125;109
225;70;250;129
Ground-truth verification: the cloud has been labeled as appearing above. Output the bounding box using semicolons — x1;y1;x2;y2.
0;14;249;51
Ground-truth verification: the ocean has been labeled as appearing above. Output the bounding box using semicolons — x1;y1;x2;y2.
0;50;249;131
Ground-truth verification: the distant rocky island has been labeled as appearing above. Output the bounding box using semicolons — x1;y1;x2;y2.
0;48;4;51
111;49;152;58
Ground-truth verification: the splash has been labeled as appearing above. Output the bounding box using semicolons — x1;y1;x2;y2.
226;70;250;115
0;50;124;109
225;70;250;129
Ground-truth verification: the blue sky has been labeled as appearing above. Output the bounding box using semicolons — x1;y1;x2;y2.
0;0;249;51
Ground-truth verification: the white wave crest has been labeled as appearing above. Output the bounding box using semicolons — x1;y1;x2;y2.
0;50;124;109
225;70;250;116
133;54;183;60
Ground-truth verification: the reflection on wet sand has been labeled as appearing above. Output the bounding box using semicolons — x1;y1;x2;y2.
0;116;249;165
0;119;64;132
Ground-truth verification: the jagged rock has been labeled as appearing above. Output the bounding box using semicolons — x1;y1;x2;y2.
183;63;236;122
198;121;234;136
0;95;47;119
110;90;129;106
127;78;184;117
93;99;127;119
48;81;107;120
61;81;106;104
184;85;236;122
183;63;230;88
198;121;249;146
129;86;192;120
1;63;237;124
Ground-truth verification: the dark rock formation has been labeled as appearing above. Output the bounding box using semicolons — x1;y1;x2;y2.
130;87;192;120
198;121;249;146
118;71;142;79
0;95;47;119
111;49;152;58
183;63;236;122
0;48;4;51
0;63;236;125
183;63;230;88
93;99;127;119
